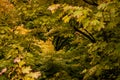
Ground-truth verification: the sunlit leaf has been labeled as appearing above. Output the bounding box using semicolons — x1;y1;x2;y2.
22;66;32;74
14;57;21;63
48;4;60;13
18;61;26;67
26;72;41;79
62;15;71;23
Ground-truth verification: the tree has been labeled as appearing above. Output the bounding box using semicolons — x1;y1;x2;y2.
0;0;120;80
47;0;120;79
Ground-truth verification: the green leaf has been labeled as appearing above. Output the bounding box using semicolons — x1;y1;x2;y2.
98;3;107;10
83;65;100;80
73;10;83;18
115;43;120;53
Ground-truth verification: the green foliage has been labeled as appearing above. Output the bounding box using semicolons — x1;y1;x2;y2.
0;25;42;79
0;0;120;80
47;0;120;80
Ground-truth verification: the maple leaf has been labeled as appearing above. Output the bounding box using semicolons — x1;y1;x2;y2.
26;72;41;79
22;66;32;74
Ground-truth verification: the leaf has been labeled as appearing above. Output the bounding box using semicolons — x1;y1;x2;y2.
24;77;35;80
80;69;87;74
0;67;7;76
95;12;103;18
22;66;32;74
83;65;99;80
98;3;107;10
90;20;100;26
63;5;73;11
48;4;60;13
18;61;26;67
14;57;21;63
26;72;41;79
73;10;83;18
115;43;120;53
62;15;71;23
77;15;86;23
1;67;7;73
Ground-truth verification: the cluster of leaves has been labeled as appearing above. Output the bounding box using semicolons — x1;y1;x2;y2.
0;0;120;80
46;0;120;80
0;0;53;79
0;25;42;80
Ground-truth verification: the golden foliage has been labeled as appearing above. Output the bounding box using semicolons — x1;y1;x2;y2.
39;39;55;54
0;0;14;12
12;24;31;35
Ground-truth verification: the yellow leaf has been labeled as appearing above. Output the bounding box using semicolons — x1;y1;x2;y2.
24;77;35;80
48;4;60;14
22;66;32;74
26;72;41;79
62;15;71;23
18;61;25;67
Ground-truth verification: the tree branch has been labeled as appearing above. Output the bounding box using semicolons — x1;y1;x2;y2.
83;0;98;6
74;26;96;43
83;29;96;42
